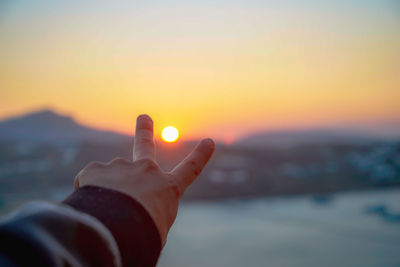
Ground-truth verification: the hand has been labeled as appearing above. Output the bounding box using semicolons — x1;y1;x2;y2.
74;114;215;245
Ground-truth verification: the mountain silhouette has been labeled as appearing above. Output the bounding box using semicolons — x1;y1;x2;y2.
0;109;398;146
0;109;130;143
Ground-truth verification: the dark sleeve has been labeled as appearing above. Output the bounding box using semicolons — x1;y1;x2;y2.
0;186;162;267
63;186;162;267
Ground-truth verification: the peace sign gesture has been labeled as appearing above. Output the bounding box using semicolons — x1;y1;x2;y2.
74;114;215;245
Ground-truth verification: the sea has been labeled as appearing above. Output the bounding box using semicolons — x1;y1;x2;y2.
158;189;400;267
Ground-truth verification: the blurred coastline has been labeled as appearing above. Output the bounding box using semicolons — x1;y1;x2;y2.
0;109;399;214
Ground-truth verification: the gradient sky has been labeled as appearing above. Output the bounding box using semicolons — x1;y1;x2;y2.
0;0;399;142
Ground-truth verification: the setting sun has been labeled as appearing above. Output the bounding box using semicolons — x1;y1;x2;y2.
161;126;179;143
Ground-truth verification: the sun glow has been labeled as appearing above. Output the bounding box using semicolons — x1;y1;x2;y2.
1;1;399;140
161;126;179;143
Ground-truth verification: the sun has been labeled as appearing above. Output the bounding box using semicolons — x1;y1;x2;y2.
161;126;179;143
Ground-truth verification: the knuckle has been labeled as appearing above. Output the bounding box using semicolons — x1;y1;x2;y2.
138;124;153;131
85;161;104;170
192;169;200;176
138;137;154;145
189;161;202;176
137;158;159;171
111;157;129;165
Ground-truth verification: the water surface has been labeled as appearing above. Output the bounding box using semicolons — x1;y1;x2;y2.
159;189;400;267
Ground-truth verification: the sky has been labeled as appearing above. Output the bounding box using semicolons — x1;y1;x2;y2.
0;0;399;142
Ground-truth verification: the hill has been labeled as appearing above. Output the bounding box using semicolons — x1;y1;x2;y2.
0;109;130;143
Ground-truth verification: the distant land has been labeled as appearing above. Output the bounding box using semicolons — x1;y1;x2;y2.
0;109;399;204
0;109;130;143
0;109;399;146
239;122;400;148
237;129;377;148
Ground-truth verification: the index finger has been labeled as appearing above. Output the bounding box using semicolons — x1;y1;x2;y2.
133;114;155;161
170;138;215;192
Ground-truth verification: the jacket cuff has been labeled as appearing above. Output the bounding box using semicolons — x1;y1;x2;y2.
63;185;161;267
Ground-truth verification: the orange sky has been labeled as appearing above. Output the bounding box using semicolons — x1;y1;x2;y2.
1;1;399;142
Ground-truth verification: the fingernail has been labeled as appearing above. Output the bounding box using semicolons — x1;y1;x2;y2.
203;138;215;148
137;114;153;123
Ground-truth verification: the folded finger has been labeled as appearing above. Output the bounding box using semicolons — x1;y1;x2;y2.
171;138;215;192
